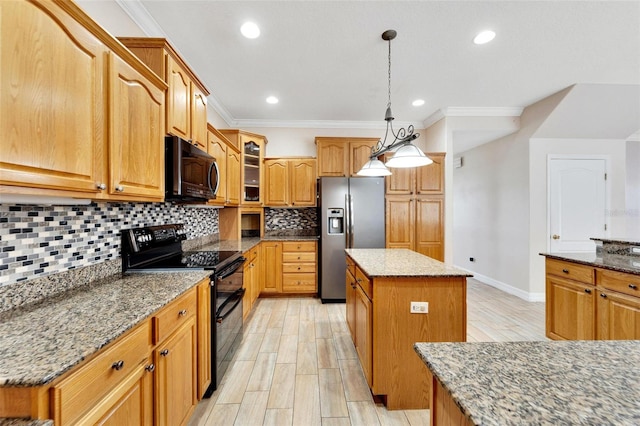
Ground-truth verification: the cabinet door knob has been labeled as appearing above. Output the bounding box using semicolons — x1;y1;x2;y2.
160;349;169;356
562;269;569;274
111;360;125;371
178;309;187;317
584;288;591;294
552;234;560;240
629;284;638;290
600;293;607;298
145;363;155;373
96;183;106;190
115;185;124;192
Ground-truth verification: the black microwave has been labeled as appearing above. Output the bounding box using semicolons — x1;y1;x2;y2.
165;136;219;201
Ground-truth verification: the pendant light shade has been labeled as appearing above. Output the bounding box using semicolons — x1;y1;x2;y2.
385;144;433;168
357;159;392;176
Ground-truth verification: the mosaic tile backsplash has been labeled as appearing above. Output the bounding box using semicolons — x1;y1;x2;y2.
0;202;219;286
264;208;318;233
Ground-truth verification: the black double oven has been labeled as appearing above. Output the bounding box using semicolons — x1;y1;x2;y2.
121;224;244;397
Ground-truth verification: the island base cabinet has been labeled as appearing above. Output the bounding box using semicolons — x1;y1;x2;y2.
430;374;473;426
373;277;467;410
155;319;198;426
545;275;596;340
597;290;640;340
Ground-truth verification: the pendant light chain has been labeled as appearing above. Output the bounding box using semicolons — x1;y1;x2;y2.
387;37;392;108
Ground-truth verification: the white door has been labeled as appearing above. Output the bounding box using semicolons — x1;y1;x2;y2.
549;158;607;252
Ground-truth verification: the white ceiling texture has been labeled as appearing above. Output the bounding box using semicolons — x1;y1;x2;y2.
109;1;639;138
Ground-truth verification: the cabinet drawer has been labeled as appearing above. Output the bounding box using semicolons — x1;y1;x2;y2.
355;267;373;300
283;273;316;292
153;287;197;344
283;263;316;273
52;320;152;425
546;259;594;284
346;256;356;276
596;268;640;298
283;252;316;263
282;241;316;252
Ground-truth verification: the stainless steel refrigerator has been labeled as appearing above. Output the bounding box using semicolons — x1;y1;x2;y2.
318;177;385;302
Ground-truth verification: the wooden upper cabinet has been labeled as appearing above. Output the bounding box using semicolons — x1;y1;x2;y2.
226;150;241;205
109;53;165;200
417;153;445;195
264;159;289;206
414;197;444;261
264;158;317;207
385;152;445;195
0;1;166;201
316;139;348;177
289;159;317;206
118;38;210;145
0;0;106;195
349;141;378;177
190;84;208;150
207;126;227;205
167;56;191;140
219;130;267;205
316;137;379;177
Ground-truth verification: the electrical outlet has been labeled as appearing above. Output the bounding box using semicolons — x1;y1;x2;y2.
410;301;429;314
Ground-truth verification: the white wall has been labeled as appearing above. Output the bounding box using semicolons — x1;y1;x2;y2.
626;141;640;238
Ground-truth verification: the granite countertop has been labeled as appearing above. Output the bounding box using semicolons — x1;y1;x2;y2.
541;252;640;275
0;270;210;387
0;420;52;426
345;248;471;278
415;340;640;425
198;237;262;253
262;235;319;241
591;237;640;245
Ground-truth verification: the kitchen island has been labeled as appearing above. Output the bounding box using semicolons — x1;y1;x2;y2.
415;340;640;425
345;248;471;410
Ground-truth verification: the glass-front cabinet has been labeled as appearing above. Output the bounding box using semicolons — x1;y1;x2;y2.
218;130;267;205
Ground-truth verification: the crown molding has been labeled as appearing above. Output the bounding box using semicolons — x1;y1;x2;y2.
115;0;166;37
230;119;424;130
206;94;235;127
443;106;524;117
422;109;446;129
628;130;640;142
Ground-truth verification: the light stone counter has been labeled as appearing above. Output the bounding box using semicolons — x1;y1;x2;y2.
345;248;472;278
0;270;210;387
415;340;640;425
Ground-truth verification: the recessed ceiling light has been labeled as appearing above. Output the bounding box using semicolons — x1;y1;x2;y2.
241;22;260;39
266;96;279;104
473;30;496;45
412;99;425;107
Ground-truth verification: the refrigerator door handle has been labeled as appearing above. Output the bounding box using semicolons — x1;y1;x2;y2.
348;193;355;248
345;194;350;248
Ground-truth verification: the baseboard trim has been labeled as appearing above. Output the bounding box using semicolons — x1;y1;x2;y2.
457;268;545;302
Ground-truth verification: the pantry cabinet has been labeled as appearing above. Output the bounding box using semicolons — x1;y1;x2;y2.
264;158;317;207
385;153;445;261
0;1;166;202
315;137;379;177
207;125;241;206
117;38;210;148
545;258;640;341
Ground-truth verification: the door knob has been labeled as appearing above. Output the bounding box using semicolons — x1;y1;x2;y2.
552;234;560;240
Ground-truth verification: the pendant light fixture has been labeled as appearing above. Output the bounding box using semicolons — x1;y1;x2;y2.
357;30;432;177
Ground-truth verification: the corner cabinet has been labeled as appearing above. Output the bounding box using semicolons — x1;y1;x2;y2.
385;153;445;261
264;158;317;207
315;137;379;177
545;258;640;341
219;130;268;205
0;1;166;202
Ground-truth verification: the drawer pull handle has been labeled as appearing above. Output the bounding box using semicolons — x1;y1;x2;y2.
629;284;638;290
584;288;591;294
145;364;155;373
178;309;187;317
160;349;169;356
600;293;607;298
297;267;301;270
562;269;569;274
356;278;362;283
112;360;125;371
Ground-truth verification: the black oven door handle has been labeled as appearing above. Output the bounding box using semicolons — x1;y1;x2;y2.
216;287;246;324
215;257;246;281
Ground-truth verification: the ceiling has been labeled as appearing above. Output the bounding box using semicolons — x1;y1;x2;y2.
105;1;639;130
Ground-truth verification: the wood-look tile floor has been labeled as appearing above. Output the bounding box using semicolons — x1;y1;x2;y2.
189;278;546;426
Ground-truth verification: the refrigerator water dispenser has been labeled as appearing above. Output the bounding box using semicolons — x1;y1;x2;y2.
327;208;344;234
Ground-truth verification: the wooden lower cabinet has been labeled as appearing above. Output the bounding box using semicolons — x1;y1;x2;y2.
155;318;198;426
345;255;467;410
262;241;283;294
430;374;473;426
545;258;640;341
196;280;212;398
282;241;317;293
242;244;261;320
545;275;595;340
